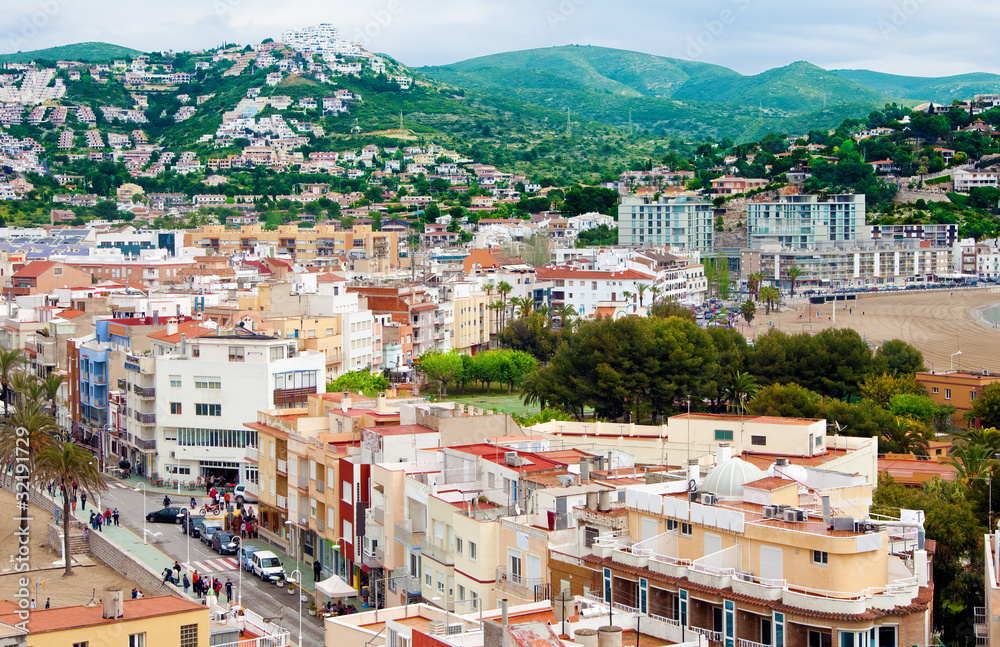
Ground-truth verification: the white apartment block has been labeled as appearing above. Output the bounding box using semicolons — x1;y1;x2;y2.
617;195;714;252
748;194;865;248
953;168;999;193
124;324;324;484
535;266;659;316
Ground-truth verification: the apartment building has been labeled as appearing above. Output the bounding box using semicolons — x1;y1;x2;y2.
866;223;958;248
534;266;659;316
915;370;1000;429
184;223;400;269
710;175;769;196
617;195;714;252
122;320;324;481
747;194;865;248
550;455;932;647
2;260;93;298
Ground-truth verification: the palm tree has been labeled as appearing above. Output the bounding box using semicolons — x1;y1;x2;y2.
622;291;634;305
649;286;661;304
10;372;43;410
758;286;780;315
41;373;63;415
489;300;505;347
0;349;26;417
739;299;756;325
510;296;534;319
786;266;803;297
637;284;648;307
725;371;760;415
946;444;998;485
881;416;931;456
555;304;577;331
497;281;513;335
746;273;761;301
0;398;59;531
34;439;106;576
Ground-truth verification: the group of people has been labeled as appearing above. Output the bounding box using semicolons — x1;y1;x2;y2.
321;600;357;617
161;561;235;604
88;508;119;531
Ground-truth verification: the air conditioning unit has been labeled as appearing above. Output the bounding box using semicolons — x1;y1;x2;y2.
688;490;701;503
762;505;778;519
783;510;800;523
504;451;518;466
776;504;792;514
791;508;806;521
700;493;718;506
832;517;855;532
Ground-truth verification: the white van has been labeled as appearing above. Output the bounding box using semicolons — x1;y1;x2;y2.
251;550;285;582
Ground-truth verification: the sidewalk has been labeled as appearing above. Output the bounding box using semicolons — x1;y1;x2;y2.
245;538;361;607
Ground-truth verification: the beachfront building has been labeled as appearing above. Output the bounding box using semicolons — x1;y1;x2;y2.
741;241;954;289
617;194;714;253
915;370;1000;429
747;194;866;248
977;526;1000;647
867;223;959;249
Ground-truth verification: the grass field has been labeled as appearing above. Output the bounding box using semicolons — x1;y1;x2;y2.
436;388;538;418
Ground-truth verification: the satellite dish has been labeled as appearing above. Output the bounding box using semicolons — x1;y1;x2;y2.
514;504;521;516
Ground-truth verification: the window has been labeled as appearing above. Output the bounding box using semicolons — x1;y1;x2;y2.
455;537;463;555
458;584;466;601
945;388;952;400
971;391;977;402
932;387;938;394
815;435;823;446
270;346;285;361
170;402;182;415
129;634;146;647
471;591;480;610
195;403;221;416
191;346;199;357
195;378;221;389
180;624;198;647
714;429;734;441
813;550;828;565
229;346;245;362
170;376;182;388
681;523;692;537
666;519;678;531
342;481;351;502
424;568;432;586
469;541;477;561
73;643;89;647
751;435;766;446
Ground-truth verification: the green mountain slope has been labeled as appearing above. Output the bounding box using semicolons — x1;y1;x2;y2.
831;69;1000;104
0;42;144;64
417;45;894;140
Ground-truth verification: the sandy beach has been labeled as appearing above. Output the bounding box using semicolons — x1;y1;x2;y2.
738;288;1000;373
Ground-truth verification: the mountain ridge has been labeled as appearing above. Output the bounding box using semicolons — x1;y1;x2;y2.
0;41;145;64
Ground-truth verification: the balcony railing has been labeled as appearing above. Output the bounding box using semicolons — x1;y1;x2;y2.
362;550;379;570
394;520;425;548
975;606;987;646
422;539;454;565
133;386;155;398
690;627;723;643
495;567;551;602
398;568;422;594
117;378;126;390
91;373;107;385
133;437;156;452
134;412;155;425
297;475;308;490
375;547;386;567
739;639;771;647
277;459;287;474
276;495;287;510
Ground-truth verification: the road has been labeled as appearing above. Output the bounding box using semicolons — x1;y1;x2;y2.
95;481;326;646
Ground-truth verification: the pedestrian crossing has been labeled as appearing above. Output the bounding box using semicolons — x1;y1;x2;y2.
184;557;238;573
109;482;130;489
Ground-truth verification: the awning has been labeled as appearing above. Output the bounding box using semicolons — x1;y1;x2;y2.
315;574;356;598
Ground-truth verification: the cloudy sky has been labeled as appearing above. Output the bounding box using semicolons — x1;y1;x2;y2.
2;0;996;76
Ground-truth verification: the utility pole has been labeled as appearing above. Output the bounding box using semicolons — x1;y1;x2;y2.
566;108;571;137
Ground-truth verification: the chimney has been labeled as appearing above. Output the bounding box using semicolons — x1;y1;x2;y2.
586;491;598;511
598;626;623;647
598;490;611;512
687;458;700;487
717;442;731;464
180;334;186;356
341;392;351;414
822;496;832;526
377;392;387;413
500;599;509;627
575;630;599;647
580;459;591;484
102;588;124;620
166;318;178;336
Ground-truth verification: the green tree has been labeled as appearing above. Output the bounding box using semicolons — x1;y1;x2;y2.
41;373;63;414
946;444;998;485
647;298;695;322
887;393;937;424
35;440;107;575
327;370;390;397
747;383;823;418
968;381;1000;428
0;350;26;417
859;371;925;407
416;350;464;397
785;265;802;296
739;299;756;325
871;339;926;375
724;371;759;415
881;416;931;455
758;286;780;315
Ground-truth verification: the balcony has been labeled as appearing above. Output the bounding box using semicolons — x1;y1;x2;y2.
422;538;454;566
362;550;379;570
297;475;308;490
276;495;287;510
372;506;385;527
91;373;107;385
135;412;156;425
398;568;421;594
133;437;156;452
975;607;987;647
117;378;126;390
375;547;386;567
738;640;771;647
394;520;425;548
277;459;287;474
495;567;550;602
133;386;155;399
690;628;723;643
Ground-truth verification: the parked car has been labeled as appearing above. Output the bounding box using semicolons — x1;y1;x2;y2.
238;545;260;572
200;522;223;545
250;550;286;582
233;484;257;505
212;531;239;555
146;507;186;523
182;515;206;537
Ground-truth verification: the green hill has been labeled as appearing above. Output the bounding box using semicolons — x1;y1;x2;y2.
417;45;895;140
831;69;1000;104
0;42;144;64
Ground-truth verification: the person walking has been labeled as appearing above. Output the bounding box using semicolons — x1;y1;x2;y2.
225;579;233;604
182;574;190;595
163;495;171;508
173;561;182;581
71;494;77;513
44;598;50;609
113;509;120;526
104;509;112;526
80;492;86;510
313;559;322;583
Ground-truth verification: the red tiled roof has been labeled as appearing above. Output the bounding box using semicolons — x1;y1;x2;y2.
535;267;656;281
147;321;216;343
13;260;56;278
56;308;86;319
743;477;795;491
0;595;204;634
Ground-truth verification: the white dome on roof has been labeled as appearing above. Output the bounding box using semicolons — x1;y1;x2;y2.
702;457;766;498
768;461;808;483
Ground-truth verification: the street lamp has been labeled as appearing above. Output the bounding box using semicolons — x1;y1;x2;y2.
134;483;147;544
289;568;303;647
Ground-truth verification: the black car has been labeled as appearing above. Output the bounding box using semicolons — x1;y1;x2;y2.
211;531;239;555
183;515;206;537
146;507;186;523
